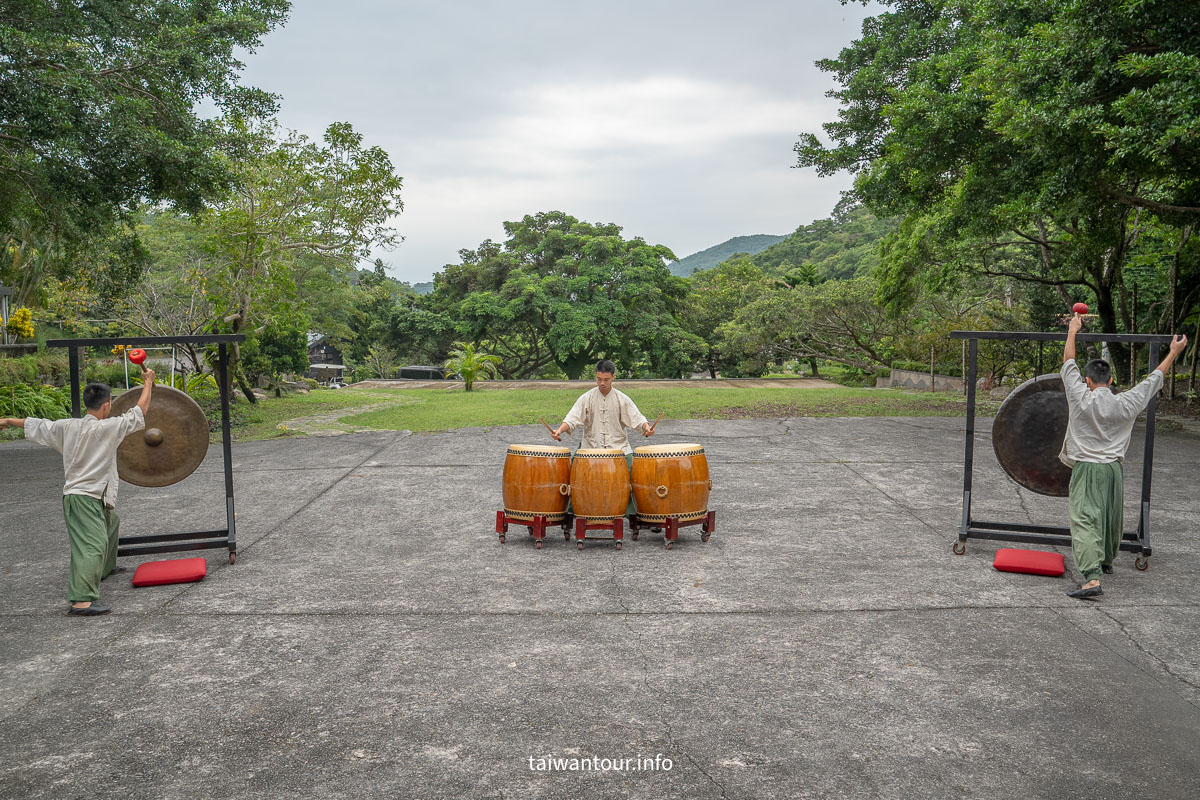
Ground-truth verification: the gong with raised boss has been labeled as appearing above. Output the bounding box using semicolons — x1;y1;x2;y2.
991;373;1073;497
110;385;210;487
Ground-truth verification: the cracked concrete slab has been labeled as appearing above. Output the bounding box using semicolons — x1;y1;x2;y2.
2;417;1198;799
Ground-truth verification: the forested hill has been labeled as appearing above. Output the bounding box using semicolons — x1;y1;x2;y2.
669;234;787;276
747;207;896;281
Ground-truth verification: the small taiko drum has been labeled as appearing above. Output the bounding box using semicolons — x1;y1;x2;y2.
502;444;571;523
570;448;630;521
632;443;711;523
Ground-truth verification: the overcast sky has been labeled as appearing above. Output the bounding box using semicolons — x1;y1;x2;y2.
236;1;878;284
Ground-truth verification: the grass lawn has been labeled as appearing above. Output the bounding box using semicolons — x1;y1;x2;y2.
207;383;1000;442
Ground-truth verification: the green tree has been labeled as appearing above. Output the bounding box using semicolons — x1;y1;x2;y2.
1;0;288;276
203;121;404;397
681;257;772;377
443;341;502;391
796;0;1200;380
433;212;699;379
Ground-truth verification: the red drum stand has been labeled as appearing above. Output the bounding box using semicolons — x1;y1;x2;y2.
495;510;572;549
629;511;716;550
574;517;625;551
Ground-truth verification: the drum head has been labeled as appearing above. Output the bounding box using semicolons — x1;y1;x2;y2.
575;448;624;458
506;444;570;456
991;374;1073;497
634;443;704;456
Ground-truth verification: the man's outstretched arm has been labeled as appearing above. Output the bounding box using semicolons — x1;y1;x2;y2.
1155;335;1189;377
1064;312;1082;363
0;418;25;429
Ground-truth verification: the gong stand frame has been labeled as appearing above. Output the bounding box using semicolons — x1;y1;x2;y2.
47;335;245;563
495;510;574;549
950;331;1174;565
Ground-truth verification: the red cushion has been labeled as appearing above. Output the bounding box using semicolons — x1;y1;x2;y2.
993;548;1065;577
131;557;208;587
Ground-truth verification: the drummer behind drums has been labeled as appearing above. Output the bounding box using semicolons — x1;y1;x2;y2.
0;371;155;616
550;359;654;515
1060;313;1187;600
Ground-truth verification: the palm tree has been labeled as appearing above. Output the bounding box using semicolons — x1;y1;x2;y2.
443;342;502;391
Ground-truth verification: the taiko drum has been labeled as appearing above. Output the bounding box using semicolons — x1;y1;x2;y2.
502;444;571;522
570;448;630;521
631;443;711;523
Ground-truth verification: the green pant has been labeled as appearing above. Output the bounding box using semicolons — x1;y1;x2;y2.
568;453;637;516
62;494;120;603
1068;461;1124;582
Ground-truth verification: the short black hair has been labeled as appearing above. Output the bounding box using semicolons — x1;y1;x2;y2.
1084;359;1112;385
82;383;112;411
595;359;616;375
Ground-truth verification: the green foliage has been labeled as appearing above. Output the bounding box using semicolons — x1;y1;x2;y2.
748;207;896;280
681;257;773;377
443;342;502;391
796;0;1200;381
240;321;310;379
0;0;288;293
84;361;131;389
670;234;787;276
0;351;67;386
0;383;70;419
432;211;700;379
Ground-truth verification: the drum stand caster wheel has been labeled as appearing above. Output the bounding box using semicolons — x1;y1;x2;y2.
631;532;639;541
665;541;674;551
952;540;967;555
577;541;584;551
535;540;543;550
229;552;237;565
563;531;570;541
615;541;622;551
701;532;711;543
498;534;506;544
1135;556;1149;571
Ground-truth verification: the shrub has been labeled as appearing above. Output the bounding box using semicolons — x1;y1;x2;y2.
0;351;69;386
0;383;70;419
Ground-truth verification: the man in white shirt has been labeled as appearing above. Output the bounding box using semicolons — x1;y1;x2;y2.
1;370;155;615
1060;314;1187;599
551;359;654;514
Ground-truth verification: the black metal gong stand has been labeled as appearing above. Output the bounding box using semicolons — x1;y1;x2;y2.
949;331;1174;570
47;334;245;564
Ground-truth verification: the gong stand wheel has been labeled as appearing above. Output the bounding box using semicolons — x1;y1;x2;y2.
952;540;967;555
1135;556;1150;571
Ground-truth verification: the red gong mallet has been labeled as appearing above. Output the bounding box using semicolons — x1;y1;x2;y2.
128;348;148;371
1073;302;1089;315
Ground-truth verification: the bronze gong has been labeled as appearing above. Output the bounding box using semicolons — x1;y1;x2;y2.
110;385;209;487
991;373;1073;497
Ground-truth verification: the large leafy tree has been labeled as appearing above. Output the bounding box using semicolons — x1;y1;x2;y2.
797;0;1200;380
433;211;700;379
681;256;773;377
0;0;289;276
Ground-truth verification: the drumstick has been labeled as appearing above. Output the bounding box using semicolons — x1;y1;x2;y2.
538;416;560;439
648;412;664;433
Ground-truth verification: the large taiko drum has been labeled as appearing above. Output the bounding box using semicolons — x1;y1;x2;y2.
502;444;571;522
632;443;711;523
570;448;630;521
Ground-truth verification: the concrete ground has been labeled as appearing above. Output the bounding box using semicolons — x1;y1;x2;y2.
1;417;1198;800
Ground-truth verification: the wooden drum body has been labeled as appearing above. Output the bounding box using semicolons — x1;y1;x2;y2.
570;448;630;521
502;445;571;523
631;444;711;523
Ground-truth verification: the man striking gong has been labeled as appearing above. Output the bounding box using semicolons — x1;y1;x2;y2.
550;359;654;514
1;367;155;615
1060;312;1187;599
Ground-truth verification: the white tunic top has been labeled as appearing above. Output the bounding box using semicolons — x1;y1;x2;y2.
25;406;145;508
1058;360;1163;467
561;387;649;454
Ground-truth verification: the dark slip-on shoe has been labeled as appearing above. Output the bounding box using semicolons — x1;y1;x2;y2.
67;603;112;616
1067;586;1103;600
